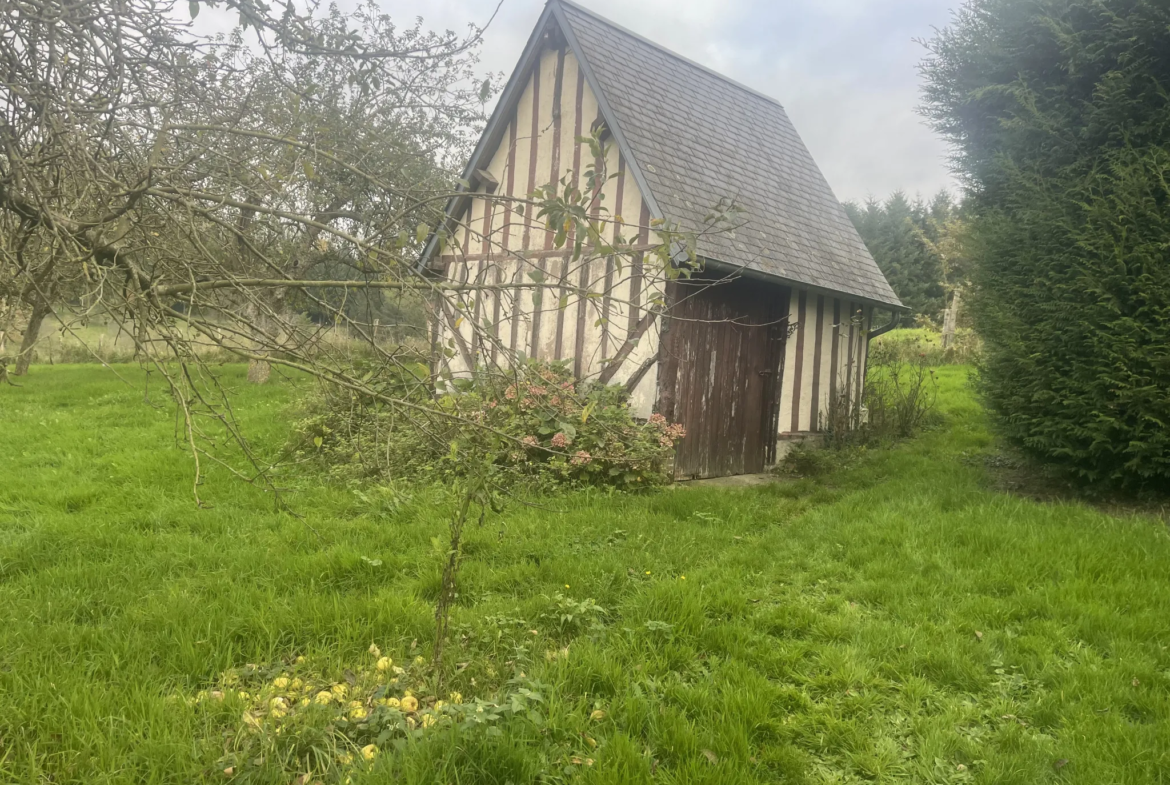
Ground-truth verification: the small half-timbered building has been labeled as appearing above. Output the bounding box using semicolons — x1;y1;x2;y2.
421;0;904;479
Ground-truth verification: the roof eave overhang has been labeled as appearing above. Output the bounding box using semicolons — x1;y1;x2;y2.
698;256;907;312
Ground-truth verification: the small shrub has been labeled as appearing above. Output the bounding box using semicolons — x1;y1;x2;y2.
819;382;863;449
865;341;941;438
291;359;437;482
814;338;941;452
293;360;685;491
539;593;607;637
775;442;840;477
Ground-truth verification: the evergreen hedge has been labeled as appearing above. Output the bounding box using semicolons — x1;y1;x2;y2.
921;0;1170;487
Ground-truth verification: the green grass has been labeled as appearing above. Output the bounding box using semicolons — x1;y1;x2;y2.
874;327;952;347
871;327;981;366
1;364;1169;784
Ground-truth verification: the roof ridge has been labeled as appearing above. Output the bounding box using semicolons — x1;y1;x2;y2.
553;0;785;110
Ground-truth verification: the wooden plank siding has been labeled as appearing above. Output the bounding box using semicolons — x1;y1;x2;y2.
432;45;663;418
659;276;787;479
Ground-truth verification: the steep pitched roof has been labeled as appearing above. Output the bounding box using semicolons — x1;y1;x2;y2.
554;1;900;308
425;0;902;309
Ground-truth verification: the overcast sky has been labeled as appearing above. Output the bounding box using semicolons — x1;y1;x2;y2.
382;0;961;205
197;0;961;204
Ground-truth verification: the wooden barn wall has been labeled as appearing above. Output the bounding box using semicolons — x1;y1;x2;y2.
434;45;662;418
777;291;872;434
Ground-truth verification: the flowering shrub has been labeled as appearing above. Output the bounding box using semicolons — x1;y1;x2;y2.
295;360;685;490
451;361;685;489
183;646;548;783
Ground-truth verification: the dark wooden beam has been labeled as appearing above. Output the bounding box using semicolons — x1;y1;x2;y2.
473;168;499;193
624;348;660;396
598;308;658;385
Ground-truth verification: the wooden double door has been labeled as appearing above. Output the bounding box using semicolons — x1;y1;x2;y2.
658;277;790;479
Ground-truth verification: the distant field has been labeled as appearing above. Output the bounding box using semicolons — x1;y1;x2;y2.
872;326;981;366
1;364;1168;784
3;316;427;366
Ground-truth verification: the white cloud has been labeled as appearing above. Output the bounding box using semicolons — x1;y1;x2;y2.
496;0;958;201
208;0;960;202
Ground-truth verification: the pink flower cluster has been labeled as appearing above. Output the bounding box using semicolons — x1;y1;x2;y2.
551;432;571;448
648;412;686;447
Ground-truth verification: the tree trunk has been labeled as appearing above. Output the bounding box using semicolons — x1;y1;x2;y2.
247;357;271;383
245;302;271;383
941;288;961;349
14;299;50;376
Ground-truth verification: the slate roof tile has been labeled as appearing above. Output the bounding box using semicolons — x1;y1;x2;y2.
558;0;900;306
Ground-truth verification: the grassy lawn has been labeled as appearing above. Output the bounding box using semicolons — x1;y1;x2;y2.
1;364;1168;784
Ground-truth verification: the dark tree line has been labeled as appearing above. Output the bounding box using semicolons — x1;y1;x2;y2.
844;190;967;326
